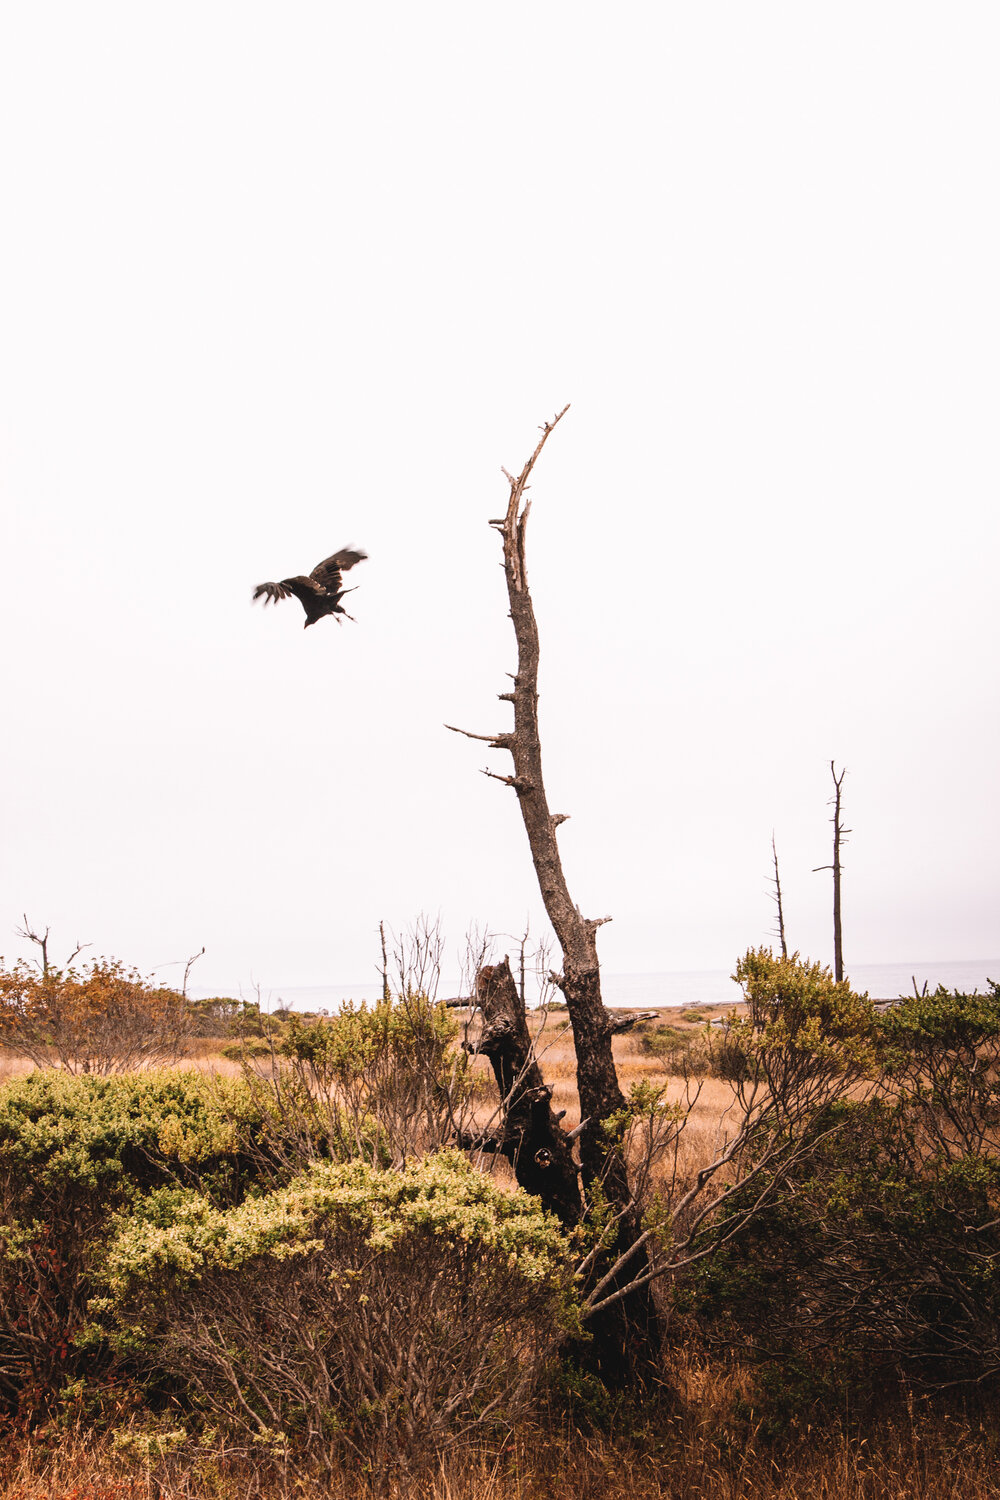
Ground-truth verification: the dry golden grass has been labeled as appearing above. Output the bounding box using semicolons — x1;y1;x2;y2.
3;1392;998;1500
516;1006;741;1146
3;1005;999;1498
0;1039;251;1084
0;1007;736;1150
0;1052;34;1085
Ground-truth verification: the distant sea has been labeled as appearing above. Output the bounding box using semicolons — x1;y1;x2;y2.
193;957;1000;1013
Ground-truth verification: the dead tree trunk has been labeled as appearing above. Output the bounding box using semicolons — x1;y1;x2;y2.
448;407;664;1384
813;761;849;983
460;957;583;1226
770;833;788;959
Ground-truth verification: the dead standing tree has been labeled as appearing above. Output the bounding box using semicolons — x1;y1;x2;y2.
769;833;788;958
813;760;849;983
447;407;664;1380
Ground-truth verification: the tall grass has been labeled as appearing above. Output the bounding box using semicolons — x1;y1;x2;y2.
3;1394;997;1500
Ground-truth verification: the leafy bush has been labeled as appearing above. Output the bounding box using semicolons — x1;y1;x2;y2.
99;1150;578;1464
639;1024;689;1056
878;981;1000;1158
705;1032;756;1083
692;985;1000;1399
638;1024;709;1076
0;1070;262;1413
237;992;473;1170
187;996;259;1039
734;949;875;1059
220;1037;274;1061
727;949;877;1093
0;957;189;1074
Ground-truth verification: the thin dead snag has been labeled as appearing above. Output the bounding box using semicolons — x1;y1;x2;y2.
769;833;788;959
448;408;663;1381
813;761;849;982
17;917;90;977
448;407;623;1181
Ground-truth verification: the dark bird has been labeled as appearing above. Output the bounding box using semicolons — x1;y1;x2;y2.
253;547;368;629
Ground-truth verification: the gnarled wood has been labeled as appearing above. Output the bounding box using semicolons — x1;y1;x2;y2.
451;409;664;1384
464;957;582;1226
480;408;630;1185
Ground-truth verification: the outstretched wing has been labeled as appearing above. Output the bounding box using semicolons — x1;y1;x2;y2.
309;547;368;594
253;581;289;605
252;576;321;606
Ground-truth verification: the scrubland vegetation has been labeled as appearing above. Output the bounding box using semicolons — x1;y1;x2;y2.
1;947;999;1497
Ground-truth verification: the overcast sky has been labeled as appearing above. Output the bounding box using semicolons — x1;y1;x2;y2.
1;3;997;995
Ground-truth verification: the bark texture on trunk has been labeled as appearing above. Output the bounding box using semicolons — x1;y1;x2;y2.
464;957;582;1226
449;409;664;1384
480;410;627;1178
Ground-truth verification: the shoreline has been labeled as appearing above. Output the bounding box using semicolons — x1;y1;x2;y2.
190;957;1000;1013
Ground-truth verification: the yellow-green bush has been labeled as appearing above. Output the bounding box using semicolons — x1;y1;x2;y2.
0;1070;263;1413
99;1150;578;1463
236;993;475;1170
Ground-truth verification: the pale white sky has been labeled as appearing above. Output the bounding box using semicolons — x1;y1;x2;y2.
1;3;997;994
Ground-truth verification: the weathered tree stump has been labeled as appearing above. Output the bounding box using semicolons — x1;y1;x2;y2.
464;956;582;1226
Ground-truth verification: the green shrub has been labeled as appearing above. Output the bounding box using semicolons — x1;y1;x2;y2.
187;996;259;1039
99;1150;578;1464
692;986;1000;1399
278;992;459;1087
639;1024;689;1055
220;1037;274;1061
238;993;473;1170
0;1070;263;1414
878;982;1000;1136
638;1024;709;1075
727;949;877;1092
705;1032;756;1082
734;950;875;1055
638;1016;748;1081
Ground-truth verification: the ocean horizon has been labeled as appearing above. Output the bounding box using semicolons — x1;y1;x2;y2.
192;956;1000;1013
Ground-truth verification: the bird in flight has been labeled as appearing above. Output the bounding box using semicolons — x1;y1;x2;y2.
253;547;368;629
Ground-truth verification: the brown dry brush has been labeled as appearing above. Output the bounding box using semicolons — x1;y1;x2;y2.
227;927;486;1182
4;1396;1000;1500
0;933;189;1076
3;976;1000;1493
